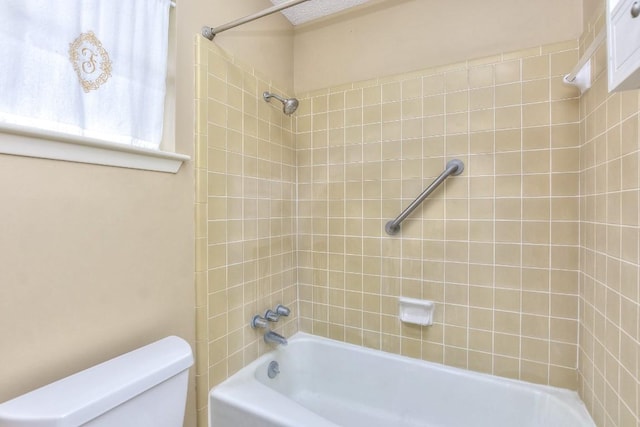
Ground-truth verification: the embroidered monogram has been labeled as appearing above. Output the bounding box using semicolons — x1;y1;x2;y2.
69;31;112;93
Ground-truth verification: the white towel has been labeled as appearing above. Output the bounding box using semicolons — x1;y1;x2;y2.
0;0;171;149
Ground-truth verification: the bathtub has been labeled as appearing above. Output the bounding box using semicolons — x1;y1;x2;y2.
209;332;595;427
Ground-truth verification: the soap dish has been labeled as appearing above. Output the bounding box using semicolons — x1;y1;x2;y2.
398;297;435;326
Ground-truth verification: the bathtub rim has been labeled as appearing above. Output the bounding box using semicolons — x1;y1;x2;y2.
209;332;593;427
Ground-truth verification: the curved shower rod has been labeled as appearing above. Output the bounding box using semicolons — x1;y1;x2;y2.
202;0;312;40
385;159;464;235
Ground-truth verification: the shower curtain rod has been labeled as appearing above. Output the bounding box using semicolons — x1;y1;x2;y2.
202;0;311;40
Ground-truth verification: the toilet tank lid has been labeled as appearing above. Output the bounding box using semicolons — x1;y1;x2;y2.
0;336;193;427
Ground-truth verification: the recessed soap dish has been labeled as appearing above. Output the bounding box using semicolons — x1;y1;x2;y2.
398;297;435;326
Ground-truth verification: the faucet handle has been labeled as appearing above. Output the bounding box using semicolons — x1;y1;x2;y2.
251;315;268;329
275;304;291;317
264;309;279;322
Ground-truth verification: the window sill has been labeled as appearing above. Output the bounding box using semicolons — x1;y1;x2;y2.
0;123;189;173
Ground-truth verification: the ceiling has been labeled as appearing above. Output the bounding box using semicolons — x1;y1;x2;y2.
269;0;372;25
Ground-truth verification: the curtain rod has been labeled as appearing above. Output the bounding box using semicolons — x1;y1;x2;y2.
201;0;311;40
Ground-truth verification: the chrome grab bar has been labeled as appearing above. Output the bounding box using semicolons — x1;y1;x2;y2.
385;159;464;235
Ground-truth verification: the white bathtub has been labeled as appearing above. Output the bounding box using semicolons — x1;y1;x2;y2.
210;333;595;427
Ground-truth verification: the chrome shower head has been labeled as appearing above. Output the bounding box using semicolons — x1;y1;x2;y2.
263;91;299;115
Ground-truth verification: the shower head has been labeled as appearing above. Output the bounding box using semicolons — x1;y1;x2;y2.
263;91;299;115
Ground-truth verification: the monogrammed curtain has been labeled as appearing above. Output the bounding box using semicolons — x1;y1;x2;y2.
0;0;171;149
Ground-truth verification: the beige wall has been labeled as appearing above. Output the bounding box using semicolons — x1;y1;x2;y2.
293;0;584;93
0;4;199;427
296;40;582;388
0;155;194;387
194;40;298;425
578;4;640;426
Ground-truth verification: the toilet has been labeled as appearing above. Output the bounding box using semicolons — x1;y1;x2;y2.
0;336;193;427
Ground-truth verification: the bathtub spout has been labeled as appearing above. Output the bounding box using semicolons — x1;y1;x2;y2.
264;330;288;346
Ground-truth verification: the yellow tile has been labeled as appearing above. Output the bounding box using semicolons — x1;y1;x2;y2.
522;314;549;339
423;74;445;96
522;291;550;315
523;103;550;127
522;244;550;268
470;109;494;132
548;366;577;389
523;126;550;150
447;112;468;134
495;60;521;85
522;337;549;363
446;91;469;113
469;329;493;352
423;115;445;137
445;69;469;92
495;83;522;107
523;55;549;80
346;89;363;109
523;175;549;197
494;333;520;357
495;129;522;152
469;65;494;88
495;106;522;130
550;50;579;77
551;99;579;124
469;307;494;330
523;79;550;103
494;355;520;380
313;95;328;113
444;346;468;371
522;199;550;221
402;77;422;99
382;81;401;103
469;88;494;111
522;222;550;244
521;360;549;385
495;311;521;334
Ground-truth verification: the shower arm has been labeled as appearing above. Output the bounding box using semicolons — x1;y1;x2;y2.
202;0;312;40
264;92;285;103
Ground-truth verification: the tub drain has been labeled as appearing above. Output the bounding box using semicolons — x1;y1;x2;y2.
268;361;280;379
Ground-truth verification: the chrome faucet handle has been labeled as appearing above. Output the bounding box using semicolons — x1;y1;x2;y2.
251;315;269;329
264;309;280;322
275;304;291;317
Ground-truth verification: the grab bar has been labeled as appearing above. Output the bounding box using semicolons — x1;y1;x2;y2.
385;159;464;235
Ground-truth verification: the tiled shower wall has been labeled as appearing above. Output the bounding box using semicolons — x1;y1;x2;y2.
578;8;640;426
194;38;298;425
193;28;640;427
296;41;582;388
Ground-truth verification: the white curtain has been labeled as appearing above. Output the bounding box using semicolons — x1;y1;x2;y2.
0;0;171;149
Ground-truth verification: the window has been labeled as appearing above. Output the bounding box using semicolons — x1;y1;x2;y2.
0;0;188;173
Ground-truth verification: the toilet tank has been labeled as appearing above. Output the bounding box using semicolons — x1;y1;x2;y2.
0;336;193;427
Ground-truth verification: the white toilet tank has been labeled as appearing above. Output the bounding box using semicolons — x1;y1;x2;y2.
0;336;193;427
